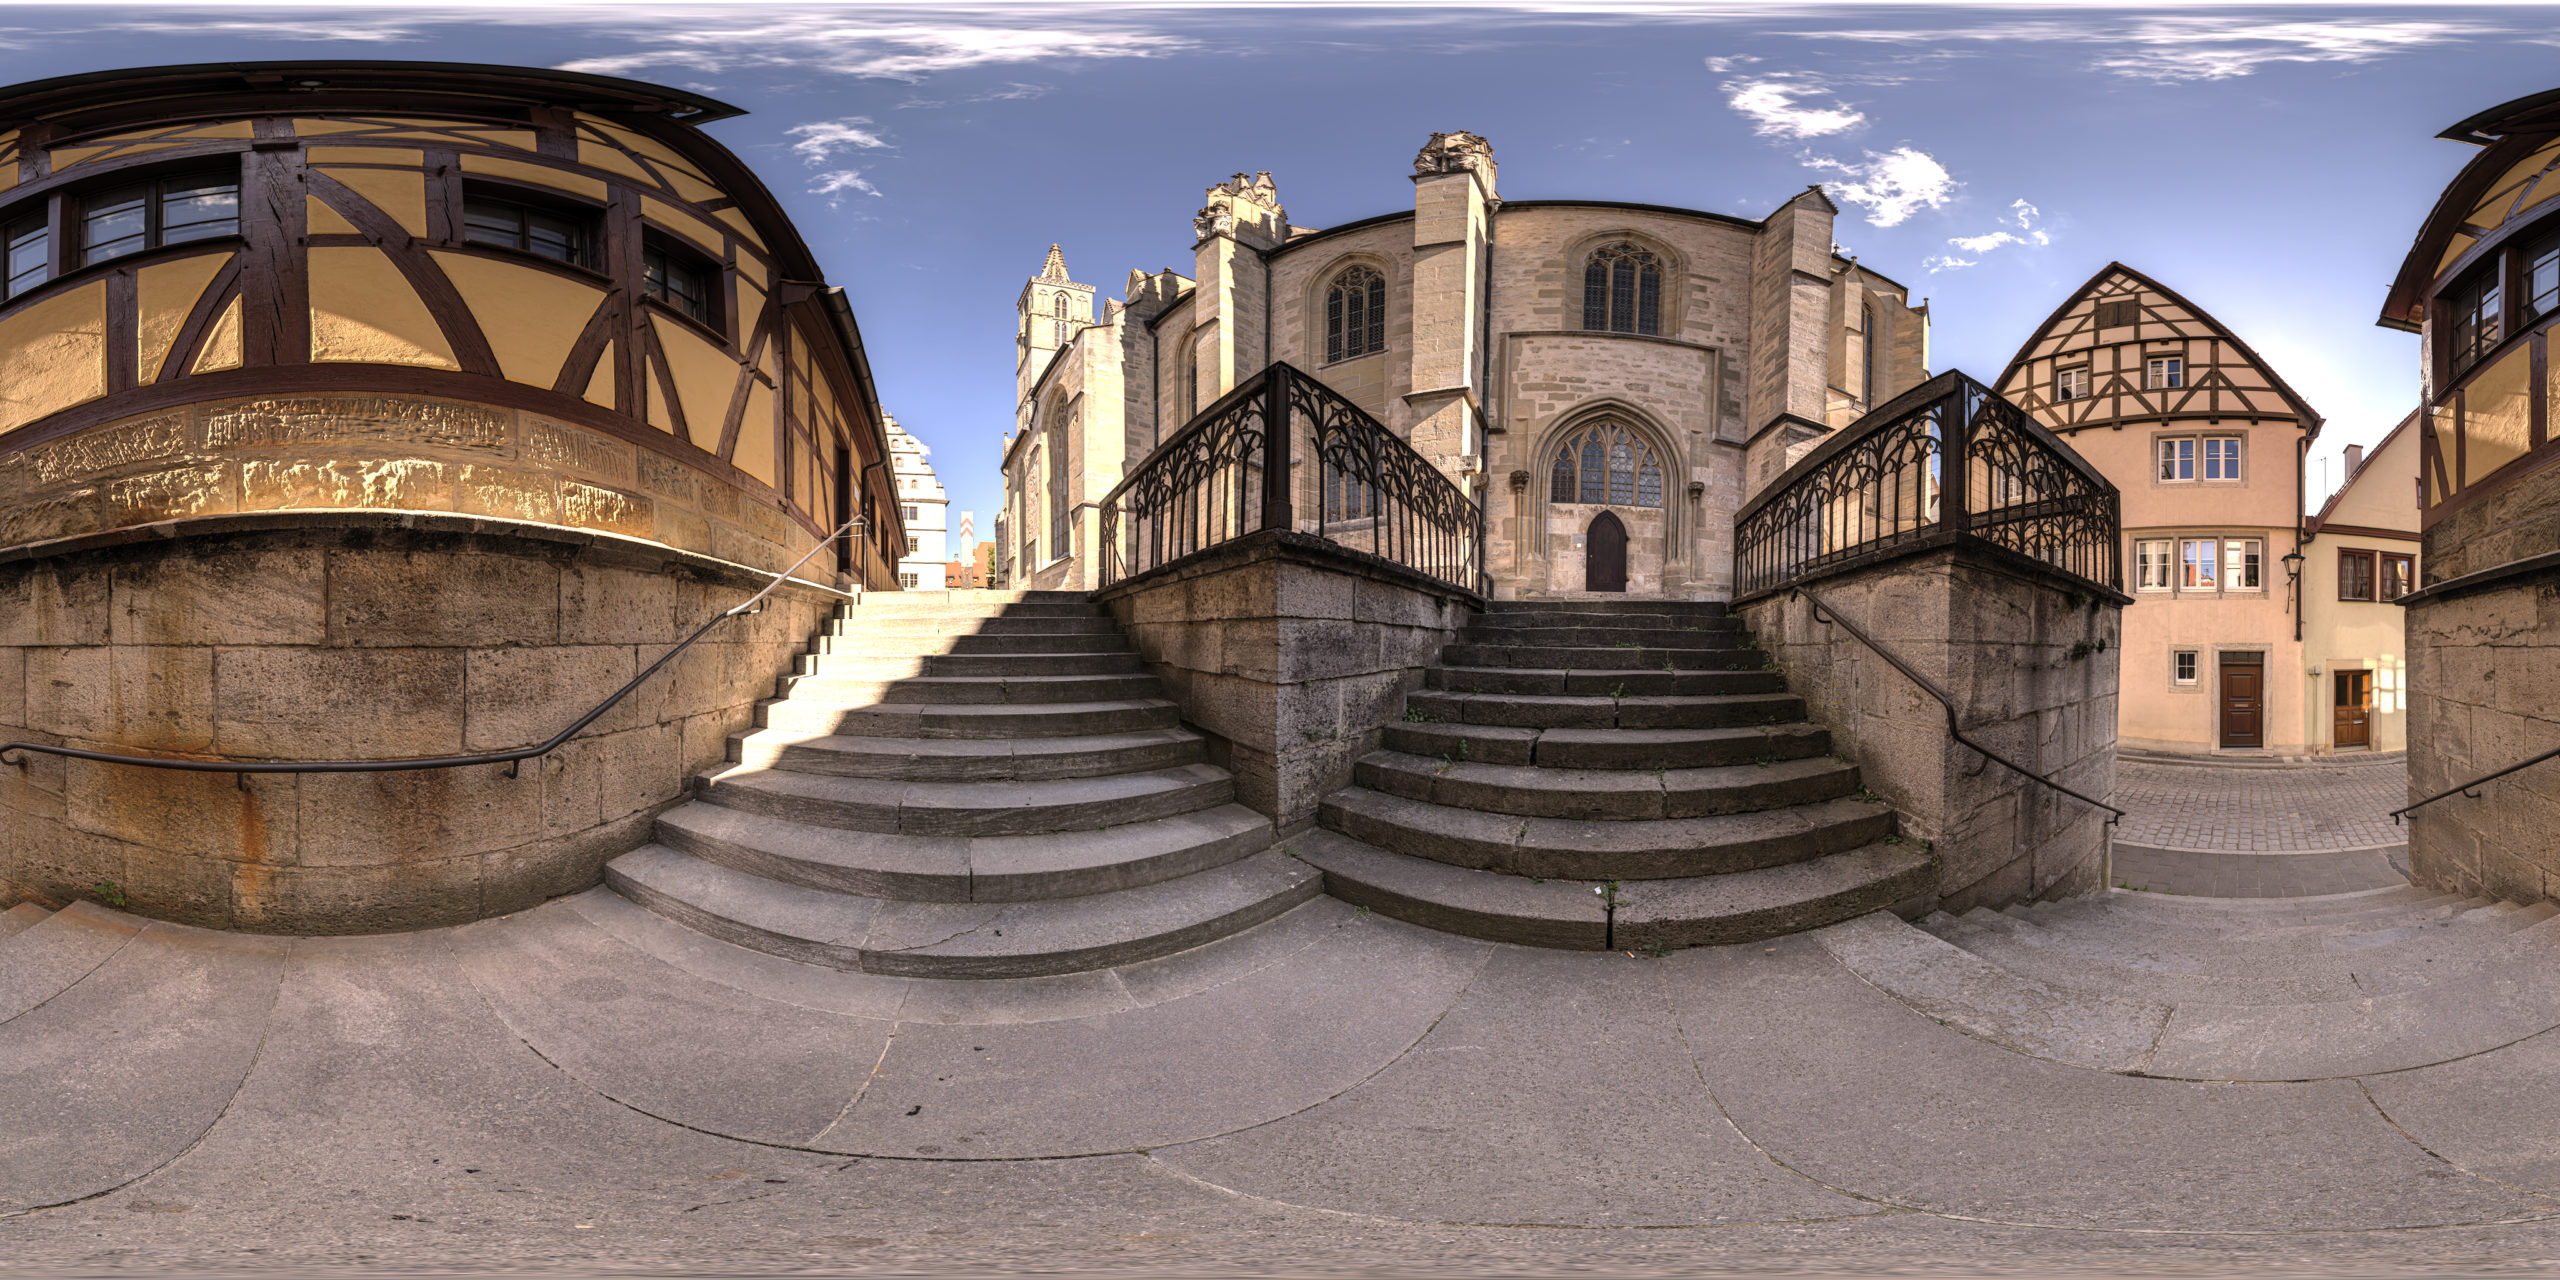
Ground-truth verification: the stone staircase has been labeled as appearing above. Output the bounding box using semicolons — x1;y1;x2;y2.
604;590;1318;978
1292;599;1934;950
1816;885;2560;1080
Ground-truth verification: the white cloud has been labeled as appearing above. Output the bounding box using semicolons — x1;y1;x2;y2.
1723;77;1863;140
1802;16;2494;83
554;18;1191;83
898;81;1050;110
1701;54;1760;73
1807;146;1955;228
1929;199;2050;272
811;169;881;203
787;118;892;164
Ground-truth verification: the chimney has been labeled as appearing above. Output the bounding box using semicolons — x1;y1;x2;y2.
2343;443;2364;475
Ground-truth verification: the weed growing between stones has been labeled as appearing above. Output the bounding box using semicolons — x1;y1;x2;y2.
90;880;127;909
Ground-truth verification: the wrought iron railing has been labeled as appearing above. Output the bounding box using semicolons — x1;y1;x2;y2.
1734;371;2121;600
1098;362;1486;594
0;518;860;786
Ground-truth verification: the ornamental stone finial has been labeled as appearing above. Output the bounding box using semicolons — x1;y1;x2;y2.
1413;131;1497;191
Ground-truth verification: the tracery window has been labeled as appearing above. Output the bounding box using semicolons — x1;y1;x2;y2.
1046;405;1073;560
1582;243;1662;336
1325;266;1386;362
1548;421;1665;507
1052;293;1068;346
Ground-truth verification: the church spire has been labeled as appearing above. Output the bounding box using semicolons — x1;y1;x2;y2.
1038;243;1071;282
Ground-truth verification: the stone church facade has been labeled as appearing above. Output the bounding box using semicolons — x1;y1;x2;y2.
1003;132;1930;598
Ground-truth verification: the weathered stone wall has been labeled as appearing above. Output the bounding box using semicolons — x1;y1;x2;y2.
0;513;840;933
1739;548;2123;912
2403;471;2560;900
1095;530;1474;830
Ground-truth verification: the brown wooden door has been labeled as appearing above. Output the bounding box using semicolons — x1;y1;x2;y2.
2333;669;2372;748
1586;511;1628;592
2219;653;2264;748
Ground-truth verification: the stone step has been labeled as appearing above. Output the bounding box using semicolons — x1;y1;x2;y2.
2044;887;2471;931
0;902;48;944
1292;827;1930;951
1991;897;2536;983
1425;666;1790;698
756;696;1182;739
700;761;1234;837
0;901;146;1023
815;630;1130;654
1354;749;1861;821
654;799;1273;902
1484;600;1729;617
2321;901;2556;954
794;651;1143;679
731;726;1205;781
1925;910;2362;1006
603;843;1320;979
855;589;1086;605
2026;893;2488;948
2353;910;2560;995
1438;644;1764;671
1379;720;1832;770
1461;622;1746;646
1816;911;2170;1073
776;671;1162;706
1402;689;1809;731
841;603;1101;621
1319;785;1895;880
834;612;1121;636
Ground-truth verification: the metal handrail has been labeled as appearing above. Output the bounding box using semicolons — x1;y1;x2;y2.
2392;744;2560;823
0;517;861;784
1794;583;2124;824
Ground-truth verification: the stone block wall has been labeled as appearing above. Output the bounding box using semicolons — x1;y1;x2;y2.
1739;547;2123;912
1096;530;1474;830
0;513;839;933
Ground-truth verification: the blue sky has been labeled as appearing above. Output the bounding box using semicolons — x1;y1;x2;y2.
4;3;2552;531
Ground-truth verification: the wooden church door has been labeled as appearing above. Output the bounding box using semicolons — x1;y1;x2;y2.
1585;511;1628;592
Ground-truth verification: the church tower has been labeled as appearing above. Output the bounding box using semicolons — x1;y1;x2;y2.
1017;244;1095;403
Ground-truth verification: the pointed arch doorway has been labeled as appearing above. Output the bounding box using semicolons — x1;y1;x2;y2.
1585;511;1628;592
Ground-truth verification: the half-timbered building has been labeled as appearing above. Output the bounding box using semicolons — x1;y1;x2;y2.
1998;263;2326;755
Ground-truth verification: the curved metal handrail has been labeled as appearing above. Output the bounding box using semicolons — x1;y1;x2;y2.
1794;583;2124;824
0;517;860;782
2392;744;2560;823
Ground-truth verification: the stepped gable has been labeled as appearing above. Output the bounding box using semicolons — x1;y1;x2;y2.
605;590;1318;979
1819;886;2560;1081
1293;599;1933;950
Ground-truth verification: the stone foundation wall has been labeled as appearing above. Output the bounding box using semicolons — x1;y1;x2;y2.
0;513;840;933
2403;555;2560;902
1095;530;1475;830
1738;547;2123;912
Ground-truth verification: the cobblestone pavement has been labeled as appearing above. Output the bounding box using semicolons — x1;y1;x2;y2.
2115;756;2408;852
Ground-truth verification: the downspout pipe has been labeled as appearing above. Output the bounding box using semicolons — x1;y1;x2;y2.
2294;431;2308;643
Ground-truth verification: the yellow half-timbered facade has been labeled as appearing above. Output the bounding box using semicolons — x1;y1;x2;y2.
0;61;901;582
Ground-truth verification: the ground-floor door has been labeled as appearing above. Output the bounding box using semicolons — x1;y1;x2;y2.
2333;669;2372;748
1585;511;1628;592
2219;652;2264;749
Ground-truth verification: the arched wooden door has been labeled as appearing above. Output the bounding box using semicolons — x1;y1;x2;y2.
1586;511;1628;592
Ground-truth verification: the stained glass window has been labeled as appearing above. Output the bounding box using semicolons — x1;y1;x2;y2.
1326;266;1386;362
1550;422;1666;508
1582;243;1661;335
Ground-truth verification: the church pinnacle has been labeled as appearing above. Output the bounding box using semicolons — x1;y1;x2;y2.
1039;244;1071;282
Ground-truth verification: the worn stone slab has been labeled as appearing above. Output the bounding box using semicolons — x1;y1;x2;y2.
2144;967;2560;1082
1674;933;2558;1231
0;920;287;1213
0;902;48;943
1156;945;1873;1227
818;911;1489;1158
2365;1021;2560;1195
701;763;1232;837
1292;826;1609;949
1929;911;2361;1006
451;902;889;1149
0;900;147;1024
1610;844;1933;949
740;727;1202;782
1816;911;2169;1072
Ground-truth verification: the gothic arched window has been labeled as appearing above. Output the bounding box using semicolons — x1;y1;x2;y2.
1550;421;1665;509
1046;402;1072;560
1051;293;1068;346
1582;243;1662;336
1326;266;1386;363
1861;301;1878;405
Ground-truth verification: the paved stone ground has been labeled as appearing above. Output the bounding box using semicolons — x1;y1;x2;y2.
2115;755;2409;852
12;888;2560;1276
2110;844;2408;897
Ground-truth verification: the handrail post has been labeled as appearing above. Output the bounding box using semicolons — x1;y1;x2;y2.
1261;365;1294;533
1937;382;1969;539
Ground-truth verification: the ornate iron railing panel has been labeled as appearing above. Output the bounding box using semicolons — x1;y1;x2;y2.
1734;371;2120;600
1100;362;1486;594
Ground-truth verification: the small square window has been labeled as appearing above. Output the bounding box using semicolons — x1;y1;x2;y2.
2340;550;2377;601
2381;553;2414;600
2174;650;2198;685
899;572;918;589
2096;299;2139;328
2203;436;2243;481
2158;437;2195;482
2055;366;2090;402
2146;356;2183;389
643;239;719;327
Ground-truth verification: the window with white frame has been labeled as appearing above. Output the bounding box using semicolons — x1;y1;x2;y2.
901;504;919;521
2135;538;2174;591
2180;538;2219;589
2224;537;2262;590
2158;434;2243;482
905;536;919;555
2055;366;2090;401
2145;356;2183;389
900;572;919;589
2173;650;2198;685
